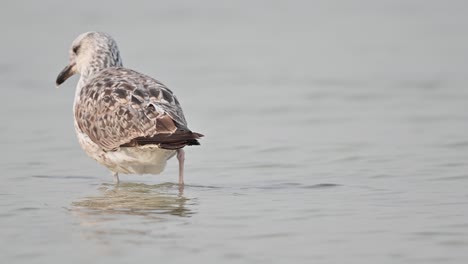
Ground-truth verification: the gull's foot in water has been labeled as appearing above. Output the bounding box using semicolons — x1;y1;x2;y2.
178;182;184;194
112;172;120;184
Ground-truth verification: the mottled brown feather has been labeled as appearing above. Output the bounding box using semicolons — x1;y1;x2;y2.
75;67;203;151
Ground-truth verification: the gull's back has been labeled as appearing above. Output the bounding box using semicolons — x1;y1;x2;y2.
75;67;202;152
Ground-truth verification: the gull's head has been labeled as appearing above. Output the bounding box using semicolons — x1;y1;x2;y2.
56;31;123;87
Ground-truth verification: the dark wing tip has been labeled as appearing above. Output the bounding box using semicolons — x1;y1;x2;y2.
120;130;204;150
191;132;204;138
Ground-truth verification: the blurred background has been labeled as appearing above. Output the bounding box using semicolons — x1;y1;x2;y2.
0;0;467;263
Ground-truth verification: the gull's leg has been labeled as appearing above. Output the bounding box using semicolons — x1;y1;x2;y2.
177;149;185;186
112;172;120;184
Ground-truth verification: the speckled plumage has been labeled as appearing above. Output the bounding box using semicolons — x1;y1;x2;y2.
56;32;202;183
75;67;191;151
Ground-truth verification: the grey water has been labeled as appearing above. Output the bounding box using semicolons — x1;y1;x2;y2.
1;0;468;263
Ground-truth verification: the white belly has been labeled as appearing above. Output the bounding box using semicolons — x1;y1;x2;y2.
75;124;176;175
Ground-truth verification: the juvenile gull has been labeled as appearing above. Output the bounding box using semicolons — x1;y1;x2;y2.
56;32;203;185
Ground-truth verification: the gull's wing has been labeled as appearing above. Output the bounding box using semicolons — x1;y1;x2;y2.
75;68;202;151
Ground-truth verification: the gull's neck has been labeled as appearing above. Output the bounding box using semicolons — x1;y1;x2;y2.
79;54;123;87
74;53;123;110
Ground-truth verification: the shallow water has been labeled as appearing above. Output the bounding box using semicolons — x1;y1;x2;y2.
1;0;468;263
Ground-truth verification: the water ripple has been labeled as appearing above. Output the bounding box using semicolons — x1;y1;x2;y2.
32;175;96;180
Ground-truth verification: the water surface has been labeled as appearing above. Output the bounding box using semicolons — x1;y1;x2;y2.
1;1;468;263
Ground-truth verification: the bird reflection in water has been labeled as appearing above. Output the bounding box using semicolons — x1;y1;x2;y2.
73;182;195;218
71;182;196;245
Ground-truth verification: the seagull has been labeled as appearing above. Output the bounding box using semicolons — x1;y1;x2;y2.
56;32;203;185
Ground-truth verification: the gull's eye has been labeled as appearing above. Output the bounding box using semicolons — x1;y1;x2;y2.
73;45;80;54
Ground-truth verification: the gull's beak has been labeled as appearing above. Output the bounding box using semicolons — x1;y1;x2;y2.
56;63;76;87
